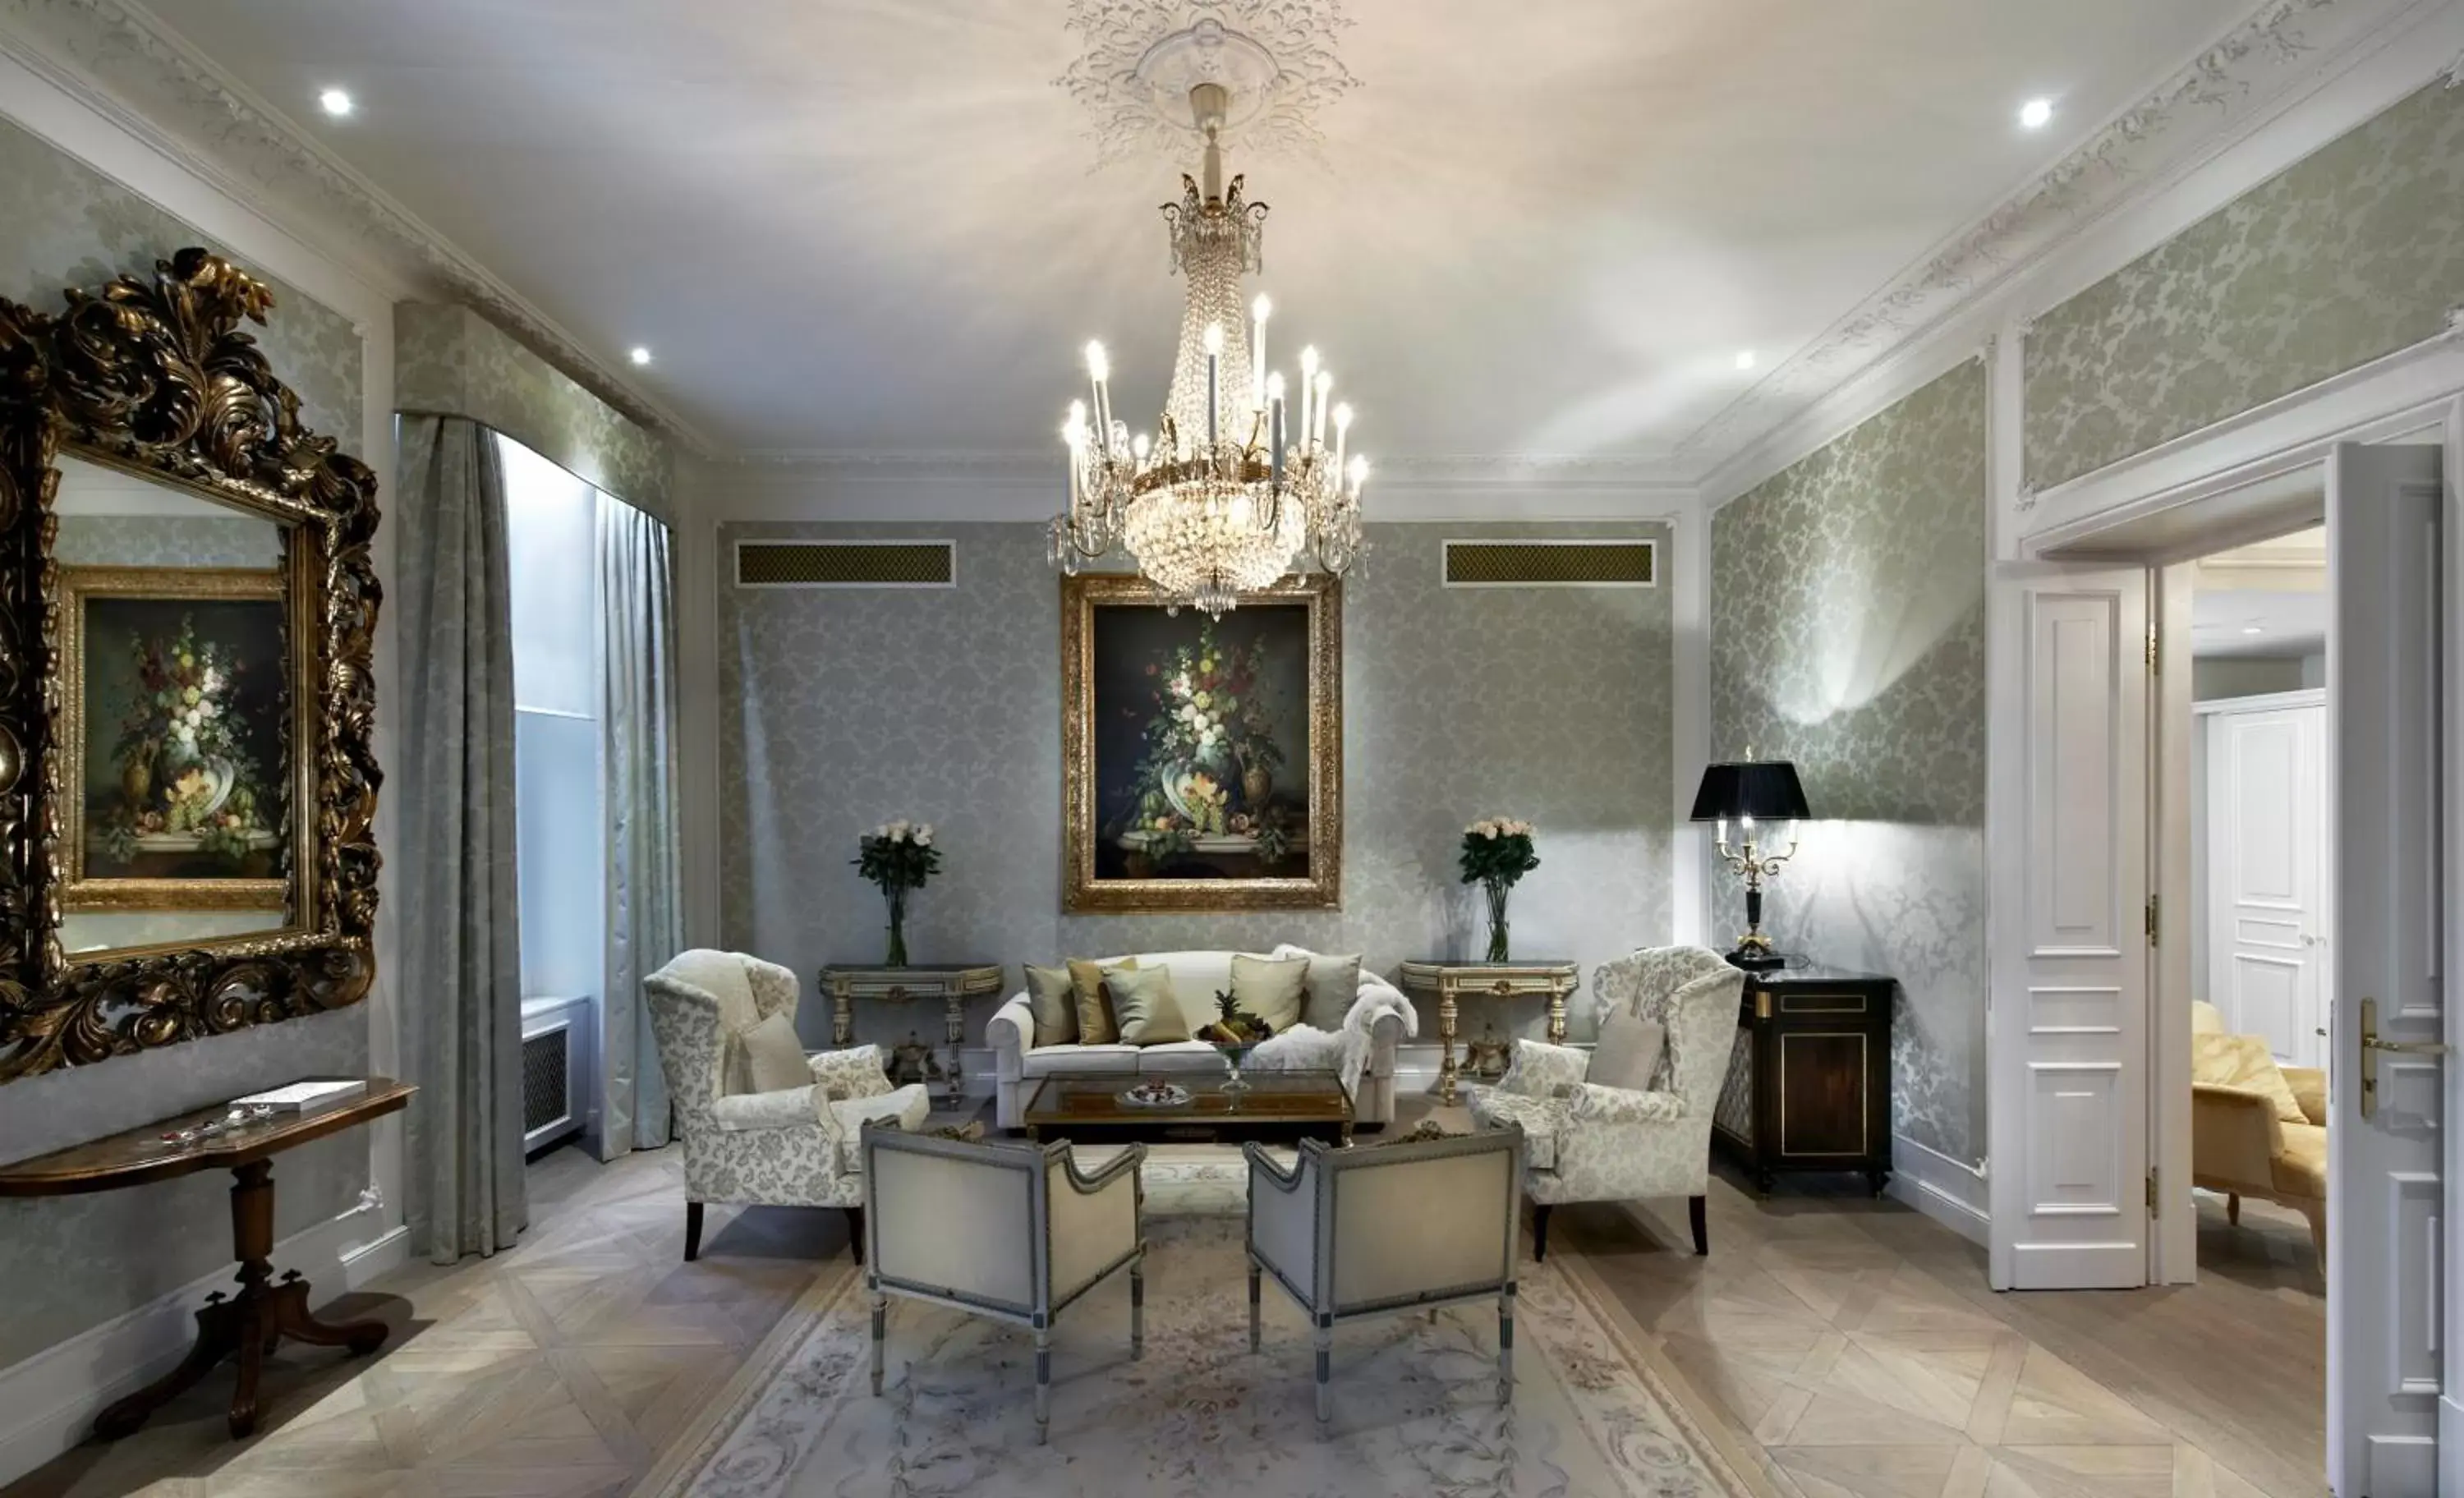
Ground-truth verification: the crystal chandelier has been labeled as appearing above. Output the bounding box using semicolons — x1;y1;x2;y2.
1050;81;1367;616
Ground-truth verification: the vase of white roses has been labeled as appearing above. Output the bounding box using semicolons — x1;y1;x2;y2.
1460;817;1539;963
853;820;940;967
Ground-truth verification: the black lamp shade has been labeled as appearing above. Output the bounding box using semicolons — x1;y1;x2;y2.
1689;760;1811;823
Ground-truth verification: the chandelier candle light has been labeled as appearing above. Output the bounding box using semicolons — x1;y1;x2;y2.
1051;80;1368;616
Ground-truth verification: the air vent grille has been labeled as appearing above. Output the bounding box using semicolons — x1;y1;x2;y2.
735;540;955;588
1443;540;1657;587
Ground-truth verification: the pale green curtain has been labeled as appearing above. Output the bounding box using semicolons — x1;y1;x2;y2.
396;414;529;1261
595;497;682;1156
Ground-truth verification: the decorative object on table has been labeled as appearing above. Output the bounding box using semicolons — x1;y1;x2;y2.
1026;1068;1352;1146
1046;37;1369;618
62;565;292;906
820;963;1005;1109
890;1036;935;1088
646;950;933;1263
1712;964;1895;1196
852;820;940;966
1465;947;1743;1261
990;948;1409;1128
0;247;384;1080
1465;1030;1512;1081
1246;1126;1523;1423
1396;958;1579;1105
230;1078;369;1115
862;1125;1147;1445
1120;1079;1193;1108
1062;572;1341;911
1689;752;1812;972
1458;816;1539;962
0;1079;413;1440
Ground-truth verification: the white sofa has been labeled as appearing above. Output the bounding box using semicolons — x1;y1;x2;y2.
987;949;1409;1129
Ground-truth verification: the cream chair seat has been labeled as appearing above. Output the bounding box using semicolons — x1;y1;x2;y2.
2190;1000;2328;1261
643;949;931;1261
1465;946;1744;1260
1244;1127;1524;1426
862;1124;1147;1445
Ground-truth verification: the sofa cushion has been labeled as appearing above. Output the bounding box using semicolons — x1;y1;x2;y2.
1110;965;1193;1046
730;1010;811;1096
1588;1008;1666;1094
1276;949;1363;1032
1023;1043;1142;1077
1138;1041;1231;1074
1230;953;1309;1033
1025;963;1078;1048
2192;1031;2306;1125
1069;957;1138;1045
2272;1121;2325;1201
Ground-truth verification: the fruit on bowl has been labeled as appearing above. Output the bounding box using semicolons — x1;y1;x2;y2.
1197;989;1276;1046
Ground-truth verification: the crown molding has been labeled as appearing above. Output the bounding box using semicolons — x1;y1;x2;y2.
1676;0;2429;478
0;0;717;454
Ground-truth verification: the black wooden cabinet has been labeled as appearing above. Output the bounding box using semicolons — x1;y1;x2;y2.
1711;964;1895;1196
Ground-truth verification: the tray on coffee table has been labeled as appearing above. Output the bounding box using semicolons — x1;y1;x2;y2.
1023;1068;1352;1146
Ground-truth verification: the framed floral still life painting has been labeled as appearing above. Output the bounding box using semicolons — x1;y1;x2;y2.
60;563;301;912
1061;572;1341;912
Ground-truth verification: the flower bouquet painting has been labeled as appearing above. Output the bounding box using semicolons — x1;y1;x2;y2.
66;567;291;903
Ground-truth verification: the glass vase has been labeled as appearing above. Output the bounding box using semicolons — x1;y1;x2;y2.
883;888;909;967
1484;881;1511;963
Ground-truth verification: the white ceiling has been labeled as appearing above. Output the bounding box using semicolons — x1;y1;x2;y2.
137;0;2255;466
2193;528;2327;659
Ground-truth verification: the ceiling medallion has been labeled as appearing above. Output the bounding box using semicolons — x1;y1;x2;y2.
1050;70;1366;617
1059;1;1359;165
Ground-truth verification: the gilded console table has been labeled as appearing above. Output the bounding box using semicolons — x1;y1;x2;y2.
820;963;1004;1105
1712;964;1895;1196
1397;959;1580;1105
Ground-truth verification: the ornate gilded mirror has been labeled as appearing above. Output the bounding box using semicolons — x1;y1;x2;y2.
0;249;382;1080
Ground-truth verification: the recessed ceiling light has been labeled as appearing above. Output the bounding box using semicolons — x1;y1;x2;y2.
2018;97;2054;131
1735;350;1757;370
2241;626;2265;636
628;347;653;366
318;88;354;118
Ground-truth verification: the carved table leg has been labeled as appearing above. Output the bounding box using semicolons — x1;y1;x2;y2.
832;985;855;1049
943;990;965;1108
1545;988;1568;1048
1437;993;1460;1105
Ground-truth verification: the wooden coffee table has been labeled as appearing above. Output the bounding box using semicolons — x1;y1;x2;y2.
1023;1069;1353;1146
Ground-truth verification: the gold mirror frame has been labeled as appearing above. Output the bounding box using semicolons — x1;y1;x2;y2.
0;249;382;1081
1060;572;1341;912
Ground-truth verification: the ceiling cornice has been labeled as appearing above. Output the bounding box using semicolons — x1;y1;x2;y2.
0;0;718;453
1674;0;2430;475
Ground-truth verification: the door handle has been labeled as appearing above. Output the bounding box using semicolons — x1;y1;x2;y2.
2358;996;2453;1119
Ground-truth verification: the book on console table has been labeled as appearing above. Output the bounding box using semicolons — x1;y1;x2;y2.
231;1079;369;1116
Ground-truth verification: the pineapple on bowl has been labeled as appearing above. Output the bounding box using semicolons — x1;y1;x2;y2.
1197;990;1275;1095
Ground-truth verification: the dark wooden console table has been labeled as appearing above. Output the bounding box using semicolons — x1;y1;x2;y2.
0;1078;414;1440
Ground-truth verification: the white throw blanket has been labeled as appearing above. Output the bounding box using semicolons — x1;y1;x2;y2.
1247;959;1417;1096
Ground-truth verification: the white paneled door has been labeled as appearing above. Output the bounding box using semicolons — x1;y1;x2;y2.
2328;443;2448;1496
2201;694;2329;1069
1989;567;2150;1290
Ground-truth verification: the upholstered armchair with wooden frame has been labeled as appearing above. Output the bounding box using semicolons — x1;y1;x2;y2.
642;949;930;1262
1243;1126;1524;1427
862;1124;1147;1445
1465;946;1745;1260
2190;1002;2328;1261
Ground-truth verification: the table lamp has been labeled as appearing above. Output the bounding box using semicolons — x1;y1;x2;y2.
1689;752;1811;972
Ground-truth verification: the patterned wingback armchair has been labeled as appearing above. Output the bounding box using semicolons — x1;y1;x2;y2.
1466;946;1743;1259
643;949;931;1261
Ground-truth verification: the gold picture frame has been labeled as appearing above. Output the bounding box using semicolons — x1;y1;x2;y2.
58;561;314;912
1061;572;1342;912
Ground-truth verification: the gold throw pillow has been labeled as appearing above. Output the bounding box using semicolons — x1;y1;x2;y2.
1024;963;1078;1048
1230;953;1309;1033
2190;1031;2307;1124
1107;964;1191;1046
1068;956;1137;1045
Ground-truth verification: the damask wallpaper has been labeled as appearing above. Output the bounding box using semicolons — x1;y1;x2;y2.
396;301;673;521
2025;80;2464;490
0;118;369;1370
1711;361;1989;1165
719;521;1673;1050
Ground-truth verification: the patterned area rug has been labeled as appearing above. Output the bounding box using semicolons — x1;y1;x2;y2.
665;1214;1756;1497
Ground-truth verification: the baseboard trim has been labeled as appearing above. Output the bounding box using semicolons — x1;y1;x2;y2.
1887;1133;1989;1246
0;1204;393;1487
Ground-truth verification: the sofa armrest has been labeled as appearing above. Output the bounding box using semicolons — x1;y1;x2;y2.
2191;1082;2283;1191
1046;1146;1144;1303
2282;1065;2328;1127
1559;1082;1686;1124
987;994;1034;1081
1244;1142;1319;1303
713;1085;825;1132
